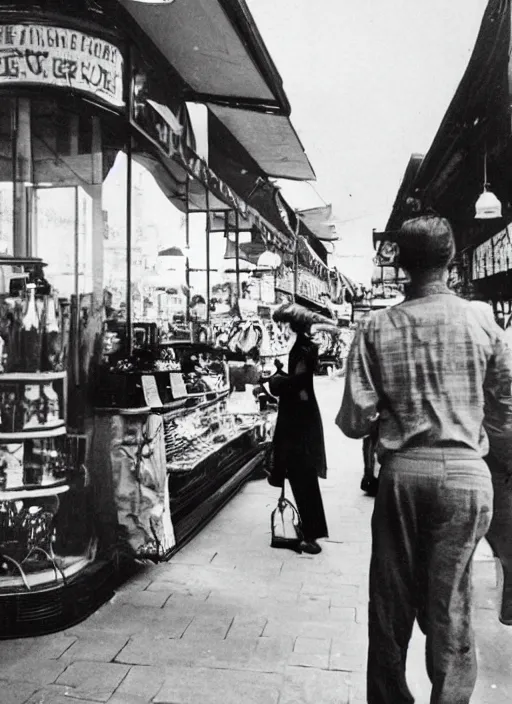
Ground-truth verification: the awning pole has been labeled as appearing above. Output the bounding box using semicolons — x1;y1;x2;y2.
235;210;240;301
206;187;211;324
185;174;190;323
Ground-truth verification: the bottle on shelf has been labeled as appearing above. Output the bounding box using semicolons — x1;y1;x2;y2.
20;284;42;373
42;294;62;372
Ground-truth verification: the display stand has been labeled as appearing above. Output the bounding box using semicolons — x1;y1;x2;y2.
92;360;275;562
0;259;114;638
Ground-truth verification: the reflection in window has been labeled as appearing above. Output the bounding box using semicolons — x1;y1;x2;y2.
129;156;188;329
102;152;128;323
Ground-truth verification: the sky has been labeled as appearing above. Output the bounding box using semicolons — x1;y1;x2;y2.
246;0;490;284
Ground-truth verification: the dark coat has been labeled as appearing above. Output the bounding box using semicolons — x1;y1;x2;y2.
268;334;328;487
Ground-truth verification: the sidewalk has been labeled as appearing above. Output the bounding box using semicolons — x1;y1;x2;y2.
0;377;511;704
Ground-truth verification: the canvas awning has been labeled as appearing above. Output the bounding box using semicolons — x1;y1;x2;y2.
208;105;315;181
297;205;339;241
118;0;289;111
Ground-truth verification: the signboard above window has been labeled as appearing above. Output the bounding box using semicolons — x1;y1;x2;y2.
0;24;124;108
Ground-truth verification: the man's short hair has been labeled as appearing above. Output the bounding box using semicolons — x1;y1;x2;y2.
397;215;455;272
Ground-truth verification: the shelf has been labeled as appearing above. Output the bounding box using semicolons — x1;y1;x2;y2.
0;483;70;501
0;554;91;591
0;424;66;440
95;406;152;416
0;372;67;382
0;257;45;267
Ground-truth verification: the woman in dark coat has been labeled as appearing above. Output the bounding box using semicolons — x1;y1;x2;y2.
268;305;329;554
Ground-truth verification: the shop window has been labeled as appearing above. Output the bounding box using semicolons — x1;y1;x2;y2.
129;149;188;335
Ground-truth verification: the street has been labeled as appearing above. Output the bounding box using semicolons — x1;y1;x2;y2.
0;376;511;704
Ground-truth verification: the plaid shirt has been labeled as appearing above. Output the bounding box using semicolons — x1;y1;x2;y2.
337;282;512;466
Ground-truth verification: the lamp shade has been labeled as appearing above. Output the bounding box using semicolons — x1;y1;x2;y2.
158;246;185;257
257;251;281;269
475;189;502;219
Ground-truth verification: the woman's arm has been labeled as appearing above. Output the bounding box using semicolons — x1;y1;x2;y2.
268;351;311;397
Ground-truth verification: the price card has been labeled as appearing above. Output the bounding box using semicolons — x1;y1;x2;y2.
141;375;162;408
169;371;188;399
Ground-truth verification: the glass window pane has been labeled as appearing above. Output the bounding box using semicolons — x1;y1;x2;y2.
0;99;14;255
130;152;188;334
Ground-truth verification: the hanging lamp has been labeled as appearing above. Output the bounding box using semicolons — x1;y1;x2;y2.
257;251;282;269
475;149;502;219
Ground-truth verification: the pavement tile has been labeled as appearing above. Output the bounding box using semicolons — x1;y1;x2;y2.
61;633;130;663
0;657;67;686
330;637;367;672
0;634;76;664
262;617;357;640
288;651;330;669
115;578;153;593
243;636;294;673
146;583;210;600
55;661;130;702
169;549;217;566
116;634;256;669
153;666;281;704
294;636;331;655
182;614;234;640
0;681;38;704
73;604;193;638
280;665;351;704
118;590;172;608
25;685;96;704
225;614;267;640
163;596;237;619
116;666;168;701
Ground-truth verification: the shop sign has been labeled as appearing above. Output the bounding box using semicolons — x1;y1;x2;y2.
472;225;512;279
297;267;330;305
0;24;124;107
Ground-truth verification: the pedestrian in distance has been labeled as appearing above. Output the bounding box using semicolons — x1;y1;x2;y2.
267;303;329;555
336;214;512;704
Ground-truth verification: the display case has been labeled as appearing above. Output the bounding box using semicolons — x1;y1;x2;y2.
0;258;112;638
92;339;275;561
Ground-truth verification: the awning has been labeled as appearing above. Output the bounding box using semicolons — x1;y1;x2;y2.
297;205;339;241
208;104;315;181
146;100;183;135
118;0;289;110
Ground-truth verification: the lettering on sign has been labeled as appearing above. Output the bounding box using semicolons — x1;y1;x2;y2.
0;24;124;107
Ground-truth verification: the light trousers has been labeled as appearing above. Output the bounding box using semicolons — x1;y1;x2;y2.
367;448;493;704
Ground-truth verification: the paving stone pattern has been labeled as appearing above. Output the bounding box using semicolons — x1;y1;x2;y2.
1;379;511;703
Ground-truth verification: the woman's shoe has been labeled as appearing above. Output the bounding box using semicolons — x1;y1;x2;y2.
300;540;322;555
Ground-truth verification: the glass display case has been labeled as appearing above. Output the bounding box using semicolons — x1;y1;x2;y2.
0;258;108;637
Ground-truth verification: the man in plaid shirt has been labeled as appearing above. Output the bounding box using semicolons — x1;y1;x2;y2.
337;215;512;704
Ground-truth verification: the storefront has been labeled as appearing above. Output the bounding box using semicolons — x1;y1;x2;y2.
375;0;512;311
0;0;322;637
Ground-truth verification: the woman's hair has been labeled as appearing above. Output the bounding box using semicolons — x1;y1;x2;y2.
397;215;455;272
289;319;310;335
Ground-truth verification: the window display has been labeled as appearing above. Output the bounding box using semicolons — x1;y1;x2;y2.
0;260;95;597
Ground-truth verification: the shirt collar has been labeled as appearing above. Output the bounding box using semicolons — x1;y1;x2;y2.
406;280;453;300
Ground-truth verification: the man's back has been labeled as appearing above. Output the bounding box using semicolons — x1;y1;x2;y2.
343;289;509;458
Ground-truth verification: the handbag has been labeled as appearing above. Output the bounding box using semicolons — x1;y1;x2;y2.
270;484;303;553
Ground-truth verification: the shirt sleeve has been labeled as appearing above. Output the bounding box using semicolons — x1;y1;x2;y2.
483;326;512;469
336;319;380;439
